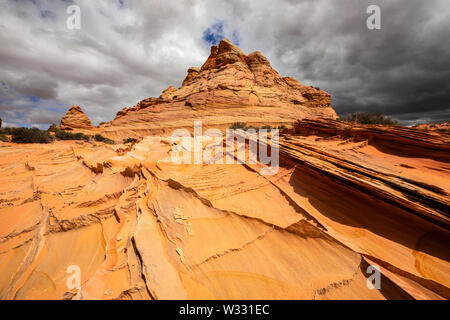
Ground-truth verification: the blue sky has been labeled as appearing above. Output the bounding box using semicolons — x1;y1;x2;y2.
203;21;226;46
202;21;240;46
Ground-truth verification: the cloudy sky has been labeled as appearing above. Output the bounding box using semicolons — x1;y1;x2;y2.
0;0;449;128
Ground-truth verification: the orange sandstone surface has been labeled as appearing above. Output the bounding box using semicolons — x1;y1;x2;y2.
0;40;449;300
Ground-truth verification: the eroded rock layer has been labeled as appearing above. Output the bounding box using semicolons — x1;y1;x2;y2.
0;118;448;300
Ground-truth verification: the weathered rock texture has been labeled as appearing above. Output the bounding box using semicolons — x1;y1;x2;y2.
99;39;336;140
0;118;448;300
59;105;93;130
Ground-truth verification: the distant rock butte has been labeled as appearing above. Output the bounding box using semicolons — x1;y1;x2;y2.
59;105;93;130
99;39;336;139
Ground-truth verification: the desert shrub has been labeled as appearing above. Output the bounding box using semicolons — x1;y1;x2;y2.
0;127;14;135
94;134;115;144
9;127;54;144
339;112;398;125
228;123;288;131
123;138;137;144
229;122;247;130
229;123;288;131
55;130;90;141
0;134;9;142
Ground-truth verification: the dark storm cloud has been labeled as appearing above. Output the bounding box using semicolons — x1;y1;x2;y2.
258;0;450;123
0;0;449;127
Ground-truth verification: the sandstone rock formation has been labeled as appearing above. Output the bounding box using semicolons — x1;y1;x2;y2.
414;122;450;133
0;40;448;301
0;119;448;300
59;105;93;130
99;39;336;140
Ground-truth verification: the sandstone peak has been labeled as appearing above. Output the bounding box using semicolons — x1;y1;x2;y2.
105;40;337;138
201;38;247;71
218;38;241;53
66;105;84;115
198;40;271;74
59;105;93;130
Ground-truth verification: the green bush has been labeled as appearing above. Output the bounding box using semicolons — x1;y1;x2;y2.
123;138;138;144
9;127;54;144
229;122;247;130
339;112;398;125
55;130;90;141
47;125;58;132
94;134;115;144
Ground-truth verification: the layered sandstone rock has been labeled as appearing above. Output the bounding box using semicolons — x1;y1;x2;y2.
294;118;450;154
0;40;448;301
0;120;448;300
59;105;93;130
99;39;336;140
